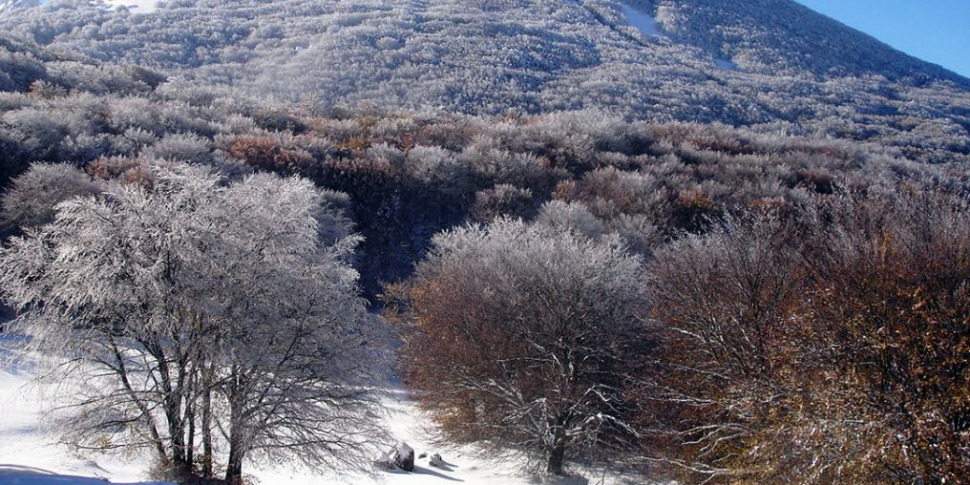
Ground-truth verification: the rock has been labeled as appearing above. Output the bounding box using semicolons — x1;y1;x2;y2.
393;441;415;472
429;453;445;469
418;452;427;459
374;450;396;471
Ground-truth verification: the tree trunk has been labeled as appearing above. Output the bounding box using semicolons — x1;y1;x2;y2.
109;336;167;462
546;414;568;475
202;384;213;478
225;365;246;485
185;389;195;470
546;441;566;475
151;342;188;474
164;385;188;473
225;436;245;485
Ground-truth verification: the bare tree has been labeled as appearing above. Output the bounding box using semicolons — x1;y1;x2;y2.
794;193;970;484
644;214;807;483
394;218;651;475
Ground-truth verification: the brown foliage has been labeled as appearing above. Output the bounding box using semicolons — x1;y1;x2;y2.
225;135;314;174
392;221;651;475
470;184;535;223
645;193;970;484
87;156;155;188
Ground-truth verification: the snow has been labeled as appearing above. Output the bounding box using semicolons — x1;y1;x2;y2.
0;465;172;485
104;0;159;13
715;58;740;71
0;336;651;485
621;3;663;37
0;336;168;485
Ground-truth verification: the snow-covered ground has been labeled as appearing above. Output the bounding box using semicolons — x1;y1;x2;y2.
714;58;739;71
0;336;651;485
104;0;159;13
622;3;663;37
0;465;173;485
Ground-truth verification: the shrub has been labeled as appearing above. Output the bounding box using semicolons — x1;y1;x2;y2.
469;184;535;223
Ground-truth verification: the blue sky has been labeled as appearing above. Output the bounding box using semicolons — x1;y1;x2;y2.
794;0;970;78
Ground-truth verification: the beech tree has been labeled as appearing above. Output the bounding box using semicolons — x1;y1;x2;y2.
646;194;970;484
644;215;807;483
395;218;651;475
201;172;383;485
0;163;383;484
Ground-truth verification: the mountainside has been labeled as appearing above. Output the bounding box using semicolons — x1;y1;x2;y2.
639;0;966;83
0;0;159;14
0;0;42;13
2;3;970;483
1;0;968;164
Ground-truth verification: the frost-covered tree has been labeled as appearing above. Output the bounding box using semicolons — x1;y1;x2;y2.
1;162;103;230
396;218;650;475
199;172;383;485
0;163;383;483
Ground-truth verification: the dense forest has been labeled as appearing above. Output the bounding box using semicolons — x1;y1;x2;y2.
0;3;968;484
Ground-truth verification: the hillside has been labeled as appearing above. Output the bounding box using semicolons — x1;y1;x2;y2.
2;34;965;295
1;2;969;484
0;0;967;166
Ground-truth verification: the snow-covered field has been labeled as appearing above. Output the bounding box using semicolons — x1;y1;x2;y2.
0;336;652;485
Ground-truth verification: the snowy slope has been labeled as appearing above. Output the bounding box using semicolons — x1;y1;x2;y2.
104;0;159;13
0;0;159;14
0;466;173;485
1;0;967;124
0;337;652;485
622;3;663;37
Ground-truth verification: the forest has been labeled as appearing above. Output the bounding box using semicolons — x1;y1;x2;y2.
0;8;968;485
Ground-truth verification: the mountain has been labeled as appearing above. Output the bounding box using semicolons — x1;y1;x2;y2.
0;0;43;14
0;0;157;15
0;0;968;164
0;7;968;481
